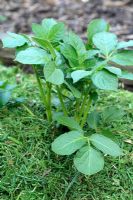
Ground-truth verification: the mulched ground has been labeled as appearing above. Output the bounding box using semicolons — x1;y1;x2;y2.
0;0;133;40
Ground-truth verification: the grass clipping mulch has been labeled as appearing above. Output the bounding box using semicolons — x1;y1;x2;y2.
0;65;133;200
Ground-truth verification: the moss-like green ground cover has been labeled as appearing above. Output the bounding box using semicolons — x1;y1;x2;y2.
0;66;133;200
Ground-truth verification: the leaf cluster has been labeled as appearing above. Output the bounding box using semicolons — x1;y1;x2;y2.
52;114;122;175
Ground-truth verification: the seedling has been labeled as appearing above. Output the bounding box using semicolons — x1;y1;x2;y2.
2;18;133;175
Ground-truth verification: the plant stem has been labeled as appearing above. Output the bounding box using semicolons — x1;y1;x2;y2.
56;86;68;116
33;66;47;106
32;66;52;121
74;99;80;120
77;94;88;122
46;41;56;59
80;98;92;128
46;82;52;122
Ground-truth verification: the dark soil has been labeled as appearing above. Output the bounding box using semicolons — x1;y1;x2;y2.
0;0;133;40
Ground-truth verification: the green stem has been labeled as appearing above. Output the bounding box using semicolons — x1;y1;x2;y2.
77;94;88;122
46;41;56;59
46;82;52;122
74;99;80;120
33;38;56;59
32;66;52;121
33;66;47;106
80;98;92;128
56;86;68;116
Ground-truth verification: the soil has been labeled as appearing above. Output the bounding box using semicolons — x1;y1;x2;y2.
0;0;133;41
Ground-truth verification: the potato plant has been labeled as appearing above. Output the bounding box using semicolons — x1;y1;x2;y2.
2;18;133;175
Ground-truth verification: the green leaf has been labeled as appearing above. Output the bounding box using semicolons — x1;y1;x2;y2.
65;32;86;52
86;50;100;59
117;40;133;49
32;23;45;38
71;70;92;83
74;146;104;175
83;58;97;69
64;32;87;64
42;18;57;36
2;32;27;48
32;37;56;58
38;19;65;43
48;22;65;42
110;50;133;66
87;110;100;130
61;43;79;67
102;106;125;122
92;70;118;90
32;19;64;43
105;66;122;76
44;61;64;85
102;129;118;142
55;51;65;67
15;42;30;54
52;131;86;155
64;81;81;98
87;18;109;43
93;32;117;56
15;47;51;65
119;71;133;80
93;60;107;71
54;115;82;131
90;134;122;157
